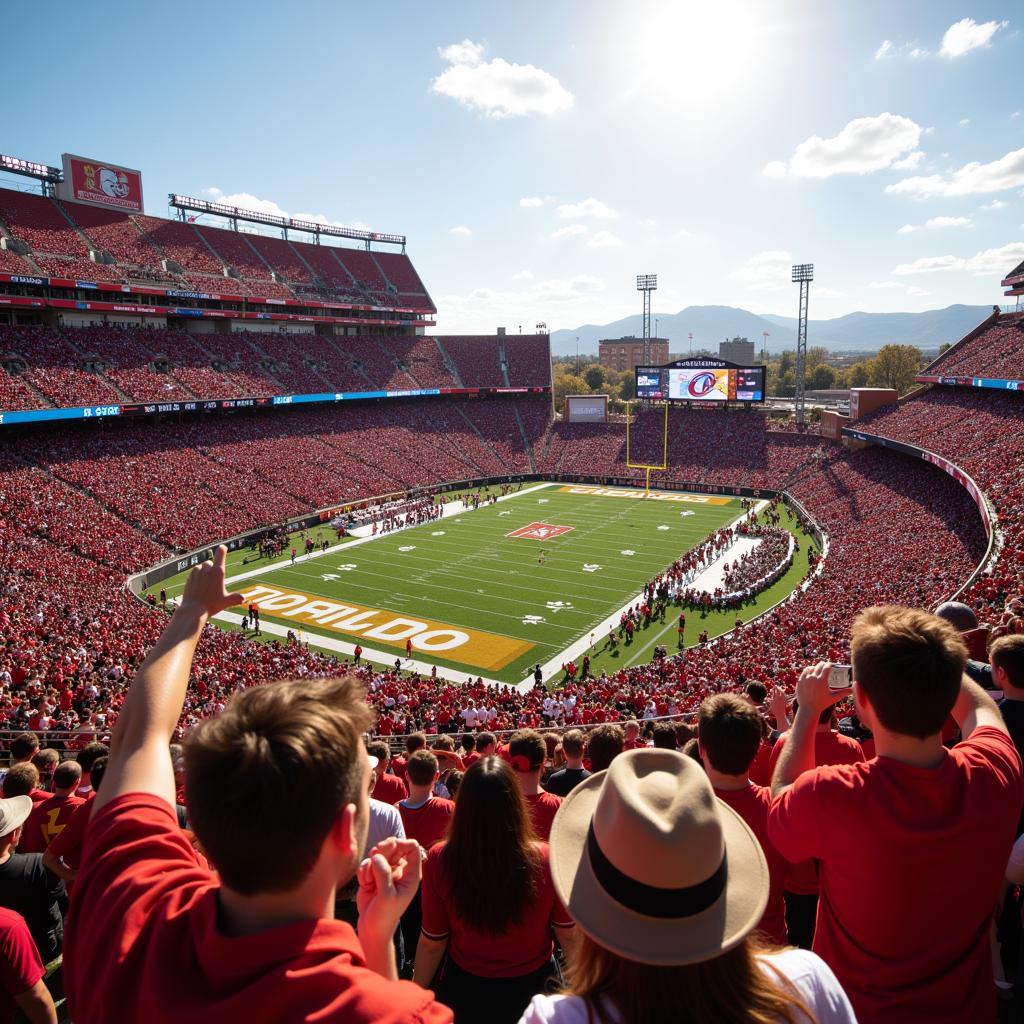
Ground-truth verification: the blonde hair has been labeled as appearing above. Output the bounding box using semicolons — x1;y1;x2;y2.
565;931;817;1024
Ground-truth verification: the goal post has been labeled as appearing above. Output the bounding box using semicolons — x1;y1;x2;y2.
625;401;669;496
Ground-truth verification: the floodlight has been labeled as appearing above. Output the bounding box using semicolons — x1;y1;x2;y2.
791;264;814;283
636;274;658;291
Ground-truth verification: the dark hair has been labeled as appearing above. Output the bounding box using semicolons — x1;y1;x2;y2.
509;729;546;771
476;732;496;752
562;729;585;759
90;756;108;794
77;742;109;773
652;724;677;750
2;763;38;798
852;606;966;740
185;675;371;895
405;732;427;754
406;749;439;786
32;749;59;776
587;725;624;772
53;761;83;791
440;757;539;931
365;740;390;768
745;682;767;704
674;722;696;746
461;733;476;752
445;770;464;799
991;634;1024;690
934;601;978;633
699;694;761;776
11;733;39;761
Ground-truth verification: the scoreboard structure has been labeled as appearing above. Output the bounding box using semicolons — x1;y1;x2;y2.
635;357;766;404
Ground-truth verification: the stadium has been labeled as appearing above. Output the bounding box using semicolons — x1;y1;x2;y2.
1;17;1023;1021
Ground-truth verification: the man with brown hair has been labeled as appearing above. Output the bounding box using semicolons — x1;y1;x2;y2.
1;765;48;808
508;730;561;841
585;724;624;772
698;694;787;946
367;742;408;805
391;732;426;784
992;634;1024;761
19;762;83;855
0;735;39;788
63;547;451;1024
543;731;591;797
769;605;1023;1024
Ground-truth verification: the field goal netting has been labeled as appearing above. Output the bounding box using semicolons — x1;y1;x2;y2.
625;401;669;496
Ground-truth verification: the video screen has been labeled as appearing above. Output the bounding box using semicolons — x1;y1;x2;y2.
635;365;765;403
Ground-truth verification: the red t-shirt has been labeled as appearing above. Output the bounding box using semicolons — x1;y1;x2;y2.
397;798;454;850
391;756;408;783
65;793;453;1024
26;790;49;809
524;792;562;842
371;773;408;805
19;793;84;854
748;740;775;788
768;726;1023;1024
462;752;481;768
420;842;572;977
47;792;94;871
0;907;44;1024
768;729;865;895
715;784;787;946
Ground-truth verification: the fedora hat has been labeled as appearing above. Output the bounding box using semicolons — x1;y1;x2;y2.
549;748;768;966
0;796;33;839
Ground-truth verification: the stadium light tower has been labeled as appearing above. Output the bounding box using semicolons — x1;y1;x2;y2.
791;263;814;425
637;274;658;365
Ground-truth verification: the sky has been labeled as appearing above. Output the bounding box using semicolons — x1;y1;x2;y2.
1;0;1021;336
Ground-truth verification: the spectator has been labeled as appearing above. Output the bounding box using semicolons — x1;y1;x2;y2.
74;743;109;799
585;725;623;773
392;732;426;783
651;723;677;750
445;771;464;800
415;757;576;1023
43;758;106;887
520;749;855;1023
2;766;48;808
397;749;455;972
543;731;591;797
30;751;58;795
0;735;39;787
460;734;478;767
367;742;408;804
698;694;788;946
769;606;1024;1023
474;732;497;759
62;548;452;1023
0;797;64;963
993;634;1024;765
622;721;641;750
508;731;561;842
0;908;58;1024
19;762;83;855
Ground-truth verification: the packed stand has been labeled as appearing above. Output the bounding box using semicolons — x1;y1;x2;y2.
438;336;504;387
923;312;1024;381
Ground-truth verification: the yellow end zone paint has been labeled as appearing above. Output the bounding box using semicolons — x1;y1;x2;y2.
557;486;734;506
238;584;534;672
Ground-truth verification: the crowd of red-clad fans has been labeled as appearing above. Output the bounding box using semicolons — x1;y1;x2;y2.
0;325;553;412
922;311;1024;382
0;374;1023;1018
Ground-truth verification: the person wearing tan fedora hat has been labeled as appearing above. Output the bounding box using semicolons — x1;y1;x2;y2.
519;749;855;1024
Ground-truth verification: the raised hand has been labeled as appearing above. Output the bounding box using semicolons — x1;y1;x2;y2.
178;545;246;621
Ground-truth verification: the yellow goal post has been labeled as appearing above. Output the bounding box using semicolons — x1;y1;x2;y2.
625;400;669;496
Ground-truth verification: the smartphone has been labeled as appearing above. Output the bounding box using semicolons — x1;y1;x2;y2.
828;664;853;691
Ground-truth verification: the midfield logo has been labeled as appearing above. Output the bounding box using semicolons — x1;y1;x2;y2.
507;522;575;541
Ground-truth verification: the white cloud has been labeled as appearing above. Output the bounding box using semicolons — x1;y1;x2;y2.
439;39;485;65
892;150;925;170
906;286;931;296
982;199;1007;211
729;250;792;291
512;269;534;280
432;40;573;118
959;118;971;126
909;48;929;59
588;230;622;248
897;224;916;234
926;216;972;229
449;225;473;237
874;39;894;60
200;187;361;229
886;147;1024;198
892;242;1024;276
939;18;1008;59
556;197;616;219
874;39;930;60
868;280;903;289
549;224;587;240
673;227;693;239
519;196;554;208
765;113;921;178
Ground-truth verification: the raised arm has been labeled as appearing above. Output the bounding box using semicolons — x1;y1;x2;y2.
95;547;243;814
952;675;1008;741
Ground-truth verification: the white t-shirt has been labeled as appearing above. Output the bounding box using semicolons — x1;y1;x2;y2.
518;948;856;1024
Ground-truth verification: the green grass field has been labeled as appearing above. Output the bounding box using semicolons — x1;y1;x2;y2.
157;482;816;686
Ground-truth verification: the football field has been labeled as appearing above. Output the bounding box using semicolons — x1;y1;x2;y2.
159;482;750;685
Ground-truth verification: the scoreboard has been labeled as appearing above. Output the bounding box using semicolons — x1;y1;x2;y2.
635;359;765;403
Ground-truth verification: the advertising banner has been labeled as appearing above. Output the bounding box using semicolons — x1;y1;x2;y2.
60;153;144;212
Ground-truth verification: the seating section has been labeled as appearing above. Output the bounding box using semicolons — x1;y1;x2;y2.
334;248;390;302
372;251;432;306
922;312;1024;381
196;225;294;300
439;336;504;387
503;335;551;387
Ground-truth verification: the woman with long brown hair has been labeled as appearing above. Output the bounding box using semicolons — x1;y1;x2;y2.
413;756;577;1024
519;749;856;1024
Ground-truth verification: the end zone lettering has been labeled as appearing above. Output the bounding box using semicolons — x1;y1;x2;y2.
558;485;733;506
507;522;575;541
236;585;533;671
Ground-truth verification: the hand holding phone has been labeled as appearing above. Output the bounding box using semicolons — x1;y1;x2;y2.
827;664;853;692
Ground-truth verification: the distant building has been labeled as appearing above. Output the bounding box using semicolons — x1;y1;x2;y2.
718;338;755;365
598;336;669;372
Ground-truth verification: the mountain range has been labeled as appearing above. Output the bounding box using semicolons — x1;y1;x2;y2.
550;303;997;357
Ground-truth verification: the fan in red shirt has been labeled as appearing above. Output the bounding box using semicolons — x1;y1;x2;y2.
19;761;84;855
697;693;788;946
366;743;408;805
507;731;562;841
62;547;451;1024
769;606;1024;1024
391;733;427;785
0;907;57;1024
0;765;48;810
414;757;576;1024
766;695;865;949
